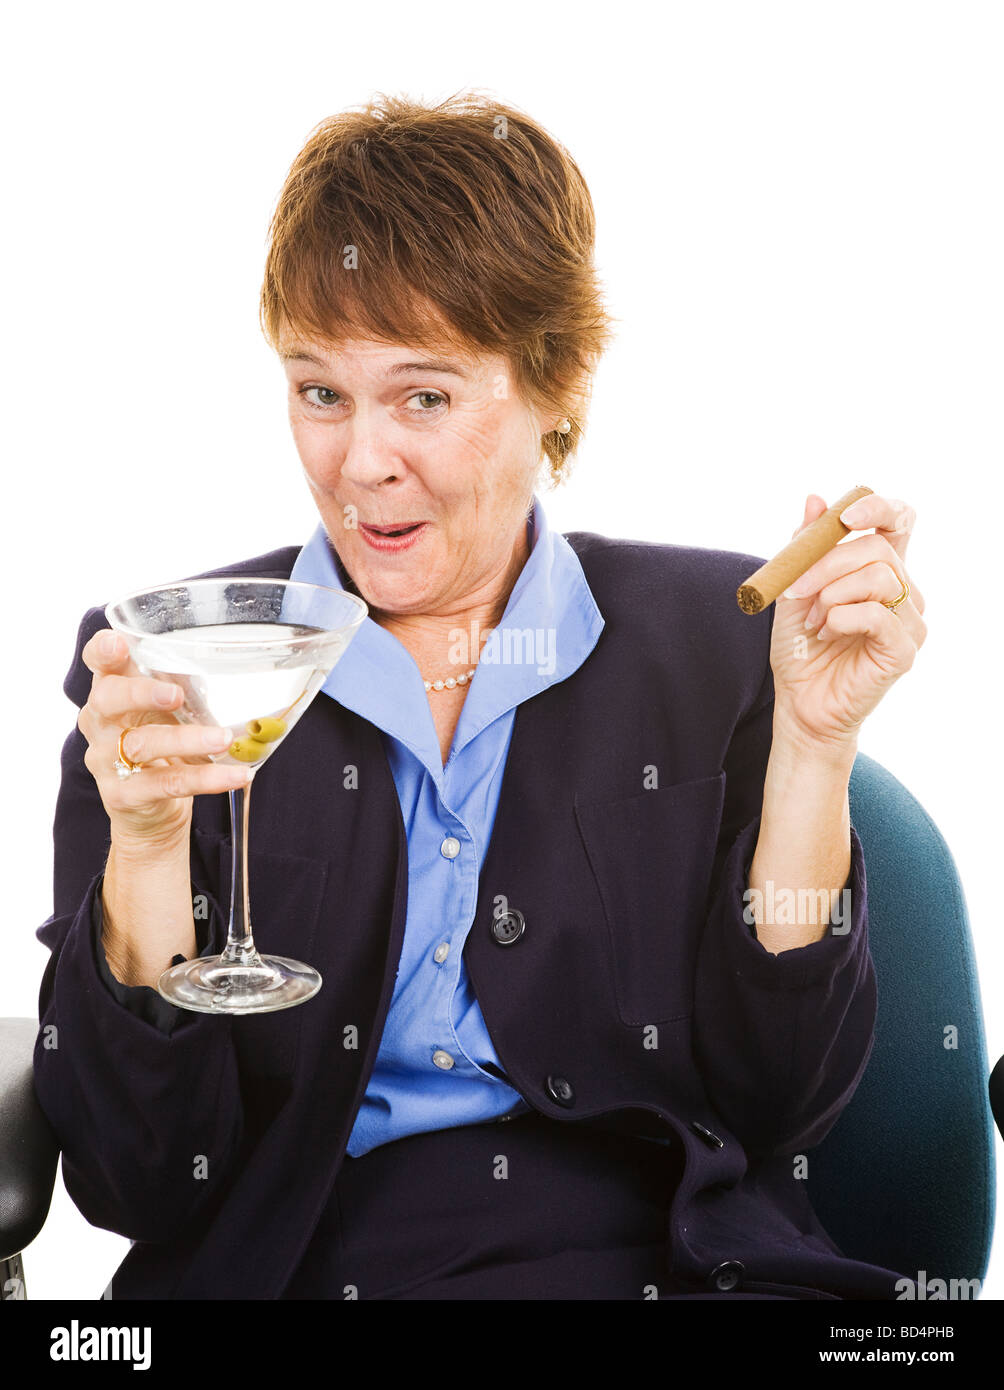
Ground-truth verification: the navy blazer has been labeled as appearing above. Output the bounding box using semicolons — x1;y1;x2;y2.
33;531;908;1299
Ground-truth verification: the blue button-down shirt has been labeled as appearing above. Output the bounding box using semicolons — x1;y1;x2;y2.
289;495;605;1156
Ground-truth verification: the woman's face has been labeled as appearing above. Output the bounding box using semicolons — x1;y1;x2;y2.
280;333;558;618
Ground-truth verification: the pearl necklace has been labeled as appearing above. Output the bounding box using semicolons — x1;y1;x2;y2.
424;667;477;693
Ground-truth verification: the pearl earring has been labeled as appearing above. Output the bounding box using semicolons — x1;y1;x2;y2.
556;418;572;434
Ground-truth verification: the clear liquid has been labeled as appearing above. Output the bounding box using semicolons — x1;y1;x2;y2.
132;622;345;767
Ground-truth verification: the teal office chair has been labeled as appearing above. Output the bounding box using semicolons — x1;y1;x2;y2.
807;753;996;1289
1;752;997;1297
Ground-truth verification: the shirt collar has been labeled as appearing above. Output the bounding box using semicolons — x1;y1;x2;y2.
288;494;604;779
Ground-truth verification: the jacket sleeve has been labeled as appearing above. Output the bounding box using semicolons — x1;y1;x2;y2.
692;601;877;1163
91;882;217;1034
32;604;246;1243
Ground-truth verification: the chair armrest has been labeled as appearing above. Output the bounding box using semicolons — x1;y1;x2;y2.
0;1018;60;1262
991;1054;1004;1142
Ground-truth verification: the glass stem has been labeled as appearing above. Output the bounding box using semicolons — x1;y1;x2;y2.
222;772;262;967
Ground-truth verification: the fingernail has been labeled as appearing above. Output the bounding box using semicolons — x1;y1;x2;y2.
840;501;867;525
154;683;180;707
99;632;118;657
784;581;809;599
203;726;233;750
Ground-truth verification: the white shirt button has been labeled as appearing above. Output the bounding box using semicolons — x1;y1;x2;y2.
432;1049;455;1070
433;942;450;964
440;836;461;859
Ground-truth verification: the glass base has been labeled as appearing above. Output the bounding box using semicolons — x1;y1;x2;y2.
157;952;323;1014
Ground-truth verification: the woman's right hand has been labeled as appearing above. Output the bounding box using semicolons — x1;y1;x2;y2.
78;628;251;850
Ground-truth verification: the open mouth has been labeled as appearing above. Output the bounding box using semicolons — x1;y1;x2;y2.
358;520;429;550
362;522;424;537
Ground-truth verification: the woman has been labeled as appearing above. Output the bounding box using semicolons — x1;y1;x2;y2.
33;92;926;1300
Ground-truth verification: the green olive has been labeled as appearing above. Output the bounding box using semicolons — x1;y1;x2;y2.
229;737;268;762
247;716;287;743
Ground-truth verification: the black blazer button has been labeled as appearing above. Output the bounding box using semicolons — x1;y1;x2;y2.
545;1074;575;1107
690;1120;725;1148
708;1260;745;1293
491;907;526;946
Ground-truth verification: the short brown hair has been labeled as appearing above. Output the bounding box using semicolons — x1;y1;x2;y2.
259;90;615;484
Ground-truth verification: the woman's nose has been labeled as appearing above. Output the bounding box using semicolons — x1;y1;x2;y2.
337;421;402;485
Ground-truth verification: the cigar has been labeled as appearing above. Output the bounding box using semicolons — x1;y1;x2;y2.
736;485;874;615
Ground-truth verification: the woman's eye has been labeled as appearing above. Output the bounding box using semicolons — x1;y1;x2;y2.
301;386;340;409
406;391;446;413
297;386;446;414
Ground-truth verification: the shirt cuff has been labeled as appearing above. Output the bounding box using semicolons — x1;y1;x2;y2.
91;876;221;1036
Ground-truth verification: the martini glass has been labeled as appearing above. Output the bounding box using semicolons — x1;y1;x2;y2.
104;577;367;1014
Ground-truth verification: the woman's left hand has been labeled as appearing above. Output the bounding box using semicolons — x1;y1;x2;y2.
768;491;927;758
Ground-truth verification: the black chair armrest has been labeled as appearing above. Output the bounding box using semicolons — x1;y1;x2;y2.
991;1054;1004;1142
0;1018;60;1262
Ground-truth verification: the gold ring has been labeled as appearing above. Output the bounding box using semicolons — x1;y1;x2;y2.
114;728;145;778
881;578;910;614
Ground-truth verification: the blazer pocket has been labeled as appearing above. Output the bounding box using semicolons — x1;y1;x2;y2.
209;837;330;1078
575;772;726;1027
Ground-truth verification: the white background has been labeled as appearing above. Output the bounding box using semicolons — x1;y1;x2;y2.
3;0;1001;1300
